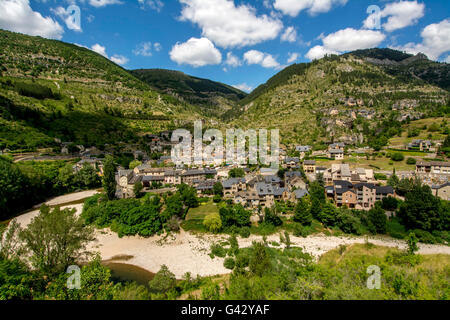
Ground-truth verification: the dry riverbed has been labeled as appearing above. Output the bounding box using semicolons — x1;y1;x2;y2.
12;191;450;279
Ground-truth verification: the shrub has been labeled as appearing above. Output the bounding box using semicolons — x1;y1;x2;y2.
406;158;417;165
14;81;58;100
239;227;251;238
210;244;227;258
224;258;235;270
203;213;222;233
391;153;405;162
412;229;436;244
149;265;176;293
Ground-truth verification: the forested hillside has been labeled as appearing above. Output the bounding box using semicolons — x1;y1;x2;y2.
0;29;200;152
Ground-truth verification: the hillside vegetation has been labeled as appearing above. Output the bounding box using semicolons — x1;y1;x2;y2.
229;51;449;148
0;29;201;151
132;69;246;118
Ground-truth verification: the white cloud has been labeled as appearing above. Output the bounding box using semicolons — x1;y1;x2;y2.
233;83;253;93
225;52;242;67
281;26;297;43
89;0;123;8
87;43;129;65
0;0;64;39
391;19;450;61
170;37;222;67
138;0;164;12
305;45;338;60
243;50;280;69
110;55;129;65
445;55;450;64
287;52;300;63
363;0;425;32
305;28;385;60
274;0;348;17
179;0;283;48
322;28;386;52
91;43;108;57
133;42;162;57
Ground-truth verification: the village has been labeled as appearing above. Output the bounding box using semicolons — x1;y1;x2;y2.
68;130;447;214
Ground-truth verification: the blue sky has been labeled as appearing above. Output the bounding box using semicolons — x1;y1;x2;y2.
1;0;449;92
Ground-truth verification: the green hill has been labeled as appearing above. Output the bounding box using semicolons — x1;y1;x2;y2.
0;29;201;152
229;51;449;149
131;69;246;117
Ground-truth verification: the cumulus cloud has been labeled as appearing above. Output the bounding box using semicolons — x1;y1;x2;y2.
233;83;253;93
225;52;242;67
179;0;283;48
305;28;385;60
445;55;450;64
0;0;64;39
82;43;129;65
138;0;164;12
281;26;297;43
363;0;425;32
274;0;348;17
133;42;162;57
391;19;450;61
170;37;222;67
305;45;338;60
243;50;280;69
110;55;129;65
287;52;300;63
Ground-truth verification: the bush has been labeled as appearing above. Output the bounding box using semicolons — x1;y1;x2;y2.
203;213;222;233
391;153;405;162
210;244;227;258
406;158;417;165
14;81;58;100
412;229;437;244
224;258;235;270
239;227;251;238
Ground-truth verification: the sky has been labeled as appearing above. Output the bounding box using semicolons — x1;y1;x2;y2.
0;0;449;92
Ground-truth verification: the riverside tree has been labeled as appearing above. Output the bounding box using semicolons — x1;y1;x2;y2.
19;205;95;274
103;155;117;200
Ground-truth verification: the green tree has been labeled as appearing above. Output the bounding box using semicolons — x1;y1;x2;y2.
213;182;223;196
102;156;117;200
229;168;245;178
406;232;419;255
294;197;312;226
264;208;282;227
397;181;448;231
133;181;144;198
317;202;337;227
0;158;33;220
19;205;95;274
203;213;222;233
129;160;142;170
149;265;176;293
74;164;101;189
249;242;271;277
368;202;387;234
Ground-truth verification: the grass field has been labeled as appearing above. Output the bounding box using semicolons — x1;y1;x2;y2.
316;156;417;171
389;117;448;147
181;201;221;232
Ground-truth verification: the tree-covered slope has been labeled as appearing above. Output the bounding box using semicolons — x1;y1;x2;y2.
348;48;450;91
0;29;201;151
131;69;246;117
